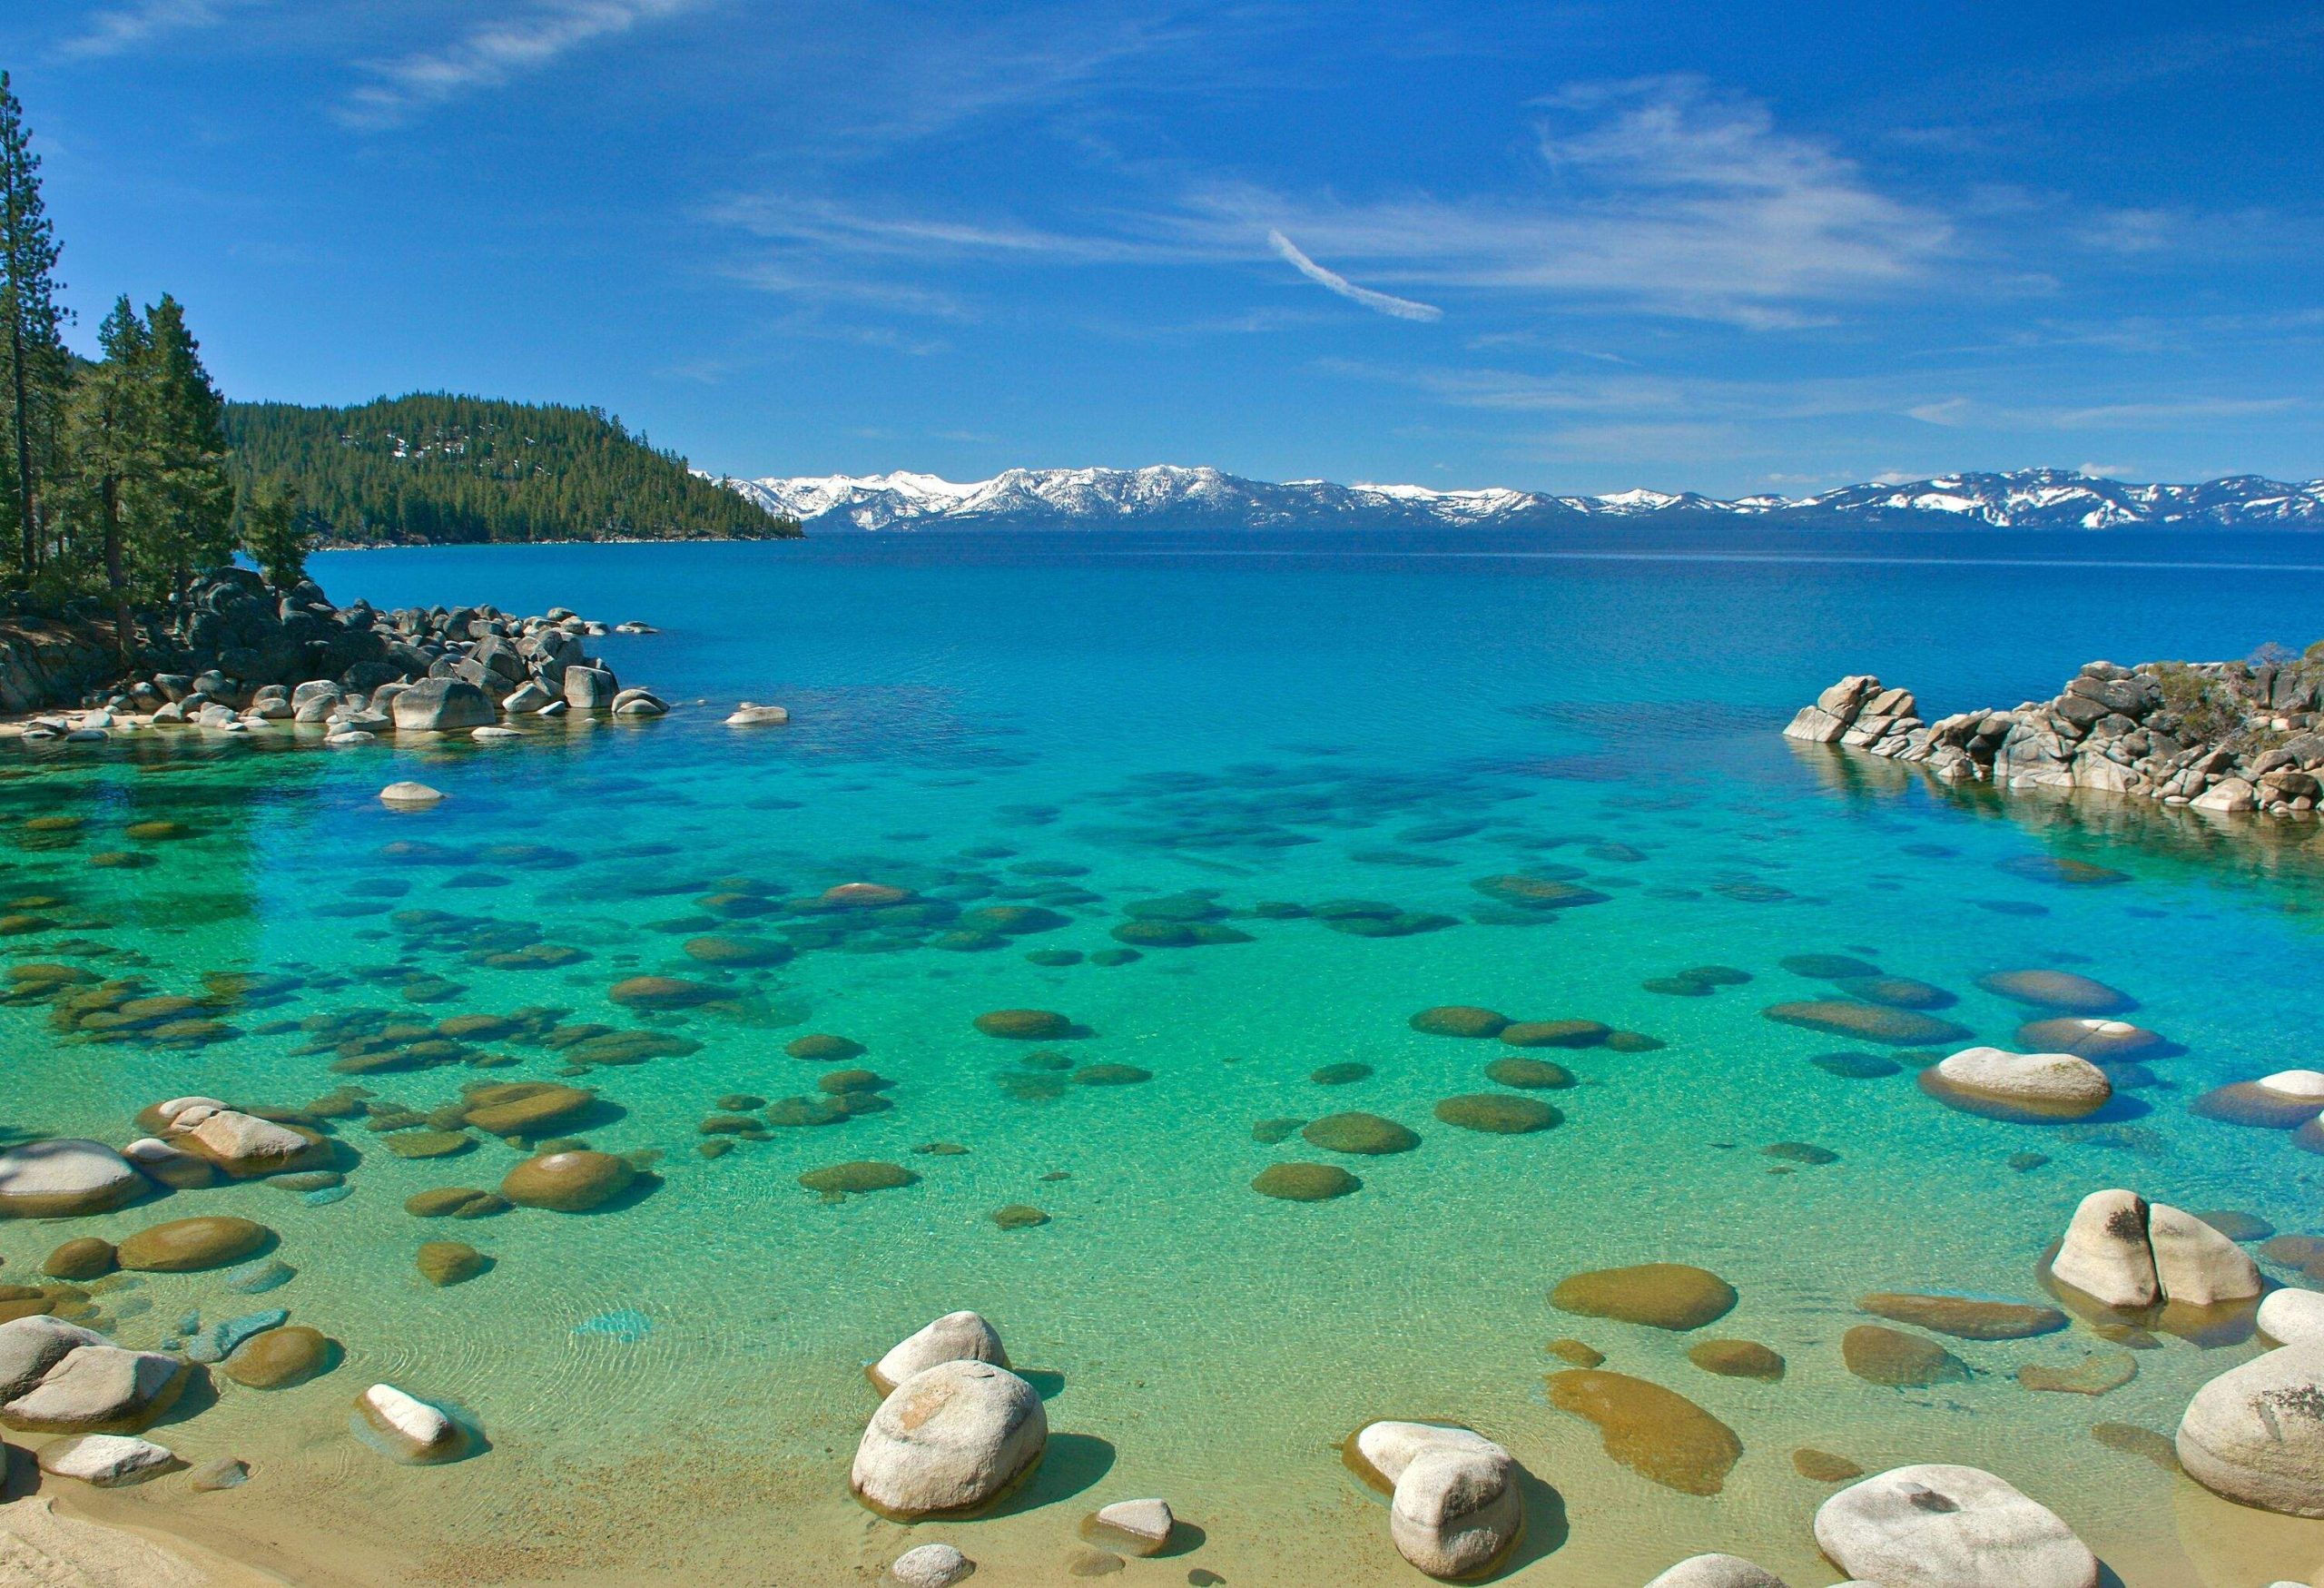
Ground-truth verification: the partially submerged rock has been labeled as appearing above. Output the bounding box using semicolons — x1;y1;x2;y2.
2050;1190;2259;1311
2176;1336;2324;1515
1346;1421;1521;1580
872;1311;1009;1395
116;1216;271;1273
37;1433;177;1486
851;1359;1047;1519
0;1139;143;1218
1920;1047;2112;1121
354;1382;467;1464
1643;1557;1788;1588
1814;1465;2098;1587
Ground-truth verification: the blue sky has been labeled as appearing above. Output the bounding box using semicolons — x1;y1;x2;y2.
5;1;2320;494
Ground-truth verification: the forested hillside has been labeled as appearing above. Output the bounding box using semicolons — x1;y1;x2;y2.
223;394;800;546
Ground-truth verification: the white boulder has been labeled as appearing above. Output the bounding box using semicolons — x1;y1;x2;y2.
2050;1189;2158;1308
2259;1289;2324;1346
1927;1047;2110;1119
1813;1465;2098;1588
1352;1419;1506;1485
2177;1338;2324;1516
850;1360;1046;1519
0;1316;111;1401
889;1543;975;1587
1390;1444;1522;1579
379;781;446;808
2146;1202;2260;1306
184;1109;319;1177
37;1433;175;1485
2;1345;186;1433
871;1310;1009;1394
1089;1497;1174;1555
1643;1556;1789;1588
0;1139;143;1218
726;703;791;726
355;1383;465;1464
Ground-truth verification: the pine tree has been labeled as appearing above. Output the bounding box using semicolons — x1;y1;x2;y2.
237;473;311;588
60;298;154;661
0;73;69;578
137;294;233;595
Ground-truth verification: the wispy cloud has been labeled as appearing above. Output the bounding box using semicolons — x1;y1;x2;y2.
1909;394;2306;429
340;0;696;127
1175;78;1953;328
1266;230;1442;321
56;0;254;59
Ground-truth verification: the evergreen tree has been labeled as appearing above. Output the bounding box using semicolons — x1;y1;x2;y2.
237;473;311;588
137;294;234;593
59;297;154;659
0;71;71;577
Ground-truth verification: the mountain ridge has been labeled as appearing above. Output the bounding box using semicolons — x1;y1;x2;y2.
714;464;2324;533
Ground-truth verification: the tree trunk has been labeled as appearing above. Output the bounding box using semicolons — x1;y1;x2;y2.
102;475;130;669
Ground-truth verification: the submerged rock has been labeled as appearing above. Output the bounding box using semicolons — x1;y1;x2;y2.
1433;1093;1559;1133
1551;1264;1738;1330
1814;1465;2098;1587
852;1359;1047;1519
1546;1368;1741;1495
500;1149;635;1211
889;1543;974;1588
1252;1162;1359;1201
973;1009;1073;1040
1301;1111;1419;1155
116;1216;271;1273
1977;969;2132;1013
1408;1006;1508;1039
1856;1291;2067;1340
1687;1339;1785;1380
1762;1001;1971;1046
224;1325;333;1389
1842;1325;1968;1387
800;1160;919;1197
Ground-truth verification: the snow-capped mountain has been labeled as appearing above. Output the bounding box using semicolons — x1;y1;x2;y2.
710;464;2324;532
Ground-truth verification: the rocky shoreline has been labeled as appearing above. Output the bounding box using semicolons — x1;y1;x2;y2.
1787;654;2324;817
0;567;668;746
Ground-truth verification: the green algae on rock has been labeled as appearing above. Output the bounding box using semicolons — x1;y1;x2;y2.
1309;1061;1373;1086
1252;1162;1361;1201
991;1205;1050;1229
224;1325;334;1389
786;1033;865;1061
1857;1291;2067;1339
417;1240;487;1287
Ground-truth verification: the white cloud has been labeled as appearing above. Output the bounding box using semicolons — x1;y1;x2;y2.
55;0;251;59
1176;77;1950;327
1265;230;1442;321
340;0;696;127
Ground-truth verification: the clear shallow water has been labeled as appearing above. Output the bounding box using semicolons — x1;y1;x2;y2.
6;527;2324;1586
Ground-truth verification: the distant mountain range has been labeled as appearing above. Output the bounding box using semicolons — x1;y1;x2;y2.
715;464;2324;532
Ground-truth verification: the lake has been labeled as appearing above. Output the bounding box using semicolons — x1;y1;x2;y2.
5;524;2322;1585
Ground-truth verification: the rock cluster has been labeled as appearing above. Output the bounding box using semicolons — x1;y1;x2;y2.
852;1314;1047;1519
1;568;669;738
2050;1190;2260;1309
1788;658;2324;816
1347;1421;1523;1579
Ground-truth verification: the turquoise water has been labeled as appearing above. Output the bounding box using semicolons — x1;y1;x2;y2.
6;527;2324;1585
